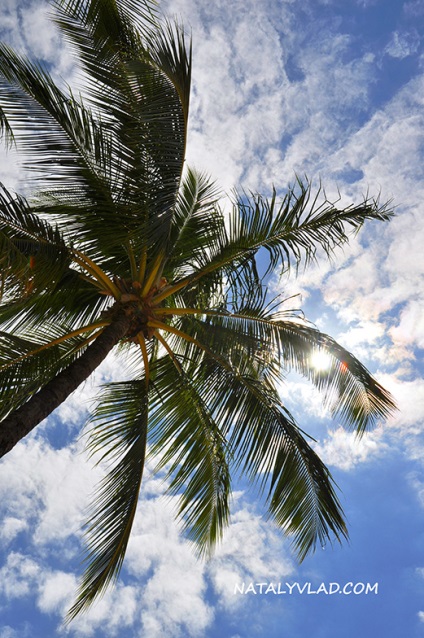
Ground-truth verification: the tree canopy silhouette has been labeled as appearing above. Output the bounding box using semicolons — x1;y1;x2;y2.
0;0;396;619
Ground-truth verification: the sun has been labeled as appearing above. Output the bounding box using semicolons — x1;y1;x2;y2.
310;350;332;371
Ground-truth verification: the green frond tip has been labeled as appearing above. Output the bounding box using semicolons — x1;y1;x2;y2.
147;354;232;557
66;380;149;622
0;103;15;148
266;419;349;561
229;179;394;277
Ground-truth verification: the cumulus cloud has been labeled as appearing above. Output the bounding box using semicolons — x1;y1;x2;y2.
125;483;293;635
0;517;28;546
279;376;330;422
389;300;424;351
20;1;60;60
124;492;214;638
380;375;424;432
163;0;289;192
314;427;388;471
37;570;78;616
66;582;140;637
0;435;294;637
209;501;294;605
163;0;374;191
0;437;99;555
0;553;41;600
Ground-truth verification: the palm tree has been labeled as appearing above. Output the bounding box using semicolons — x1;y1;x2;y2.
0;0;396;620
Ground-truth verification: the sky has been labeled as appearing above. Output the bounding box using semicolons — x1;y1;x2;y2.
0;0;423;636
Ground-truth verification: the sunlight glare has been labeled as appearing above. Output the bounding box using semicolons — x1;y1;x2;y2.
310;350;332;371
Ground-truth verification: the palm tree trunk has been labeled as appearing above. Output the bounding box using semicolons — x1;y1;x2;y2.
0;308;132;458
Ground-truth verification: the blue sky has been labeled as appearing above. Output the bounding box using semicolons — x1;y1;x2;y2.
0;0;423;636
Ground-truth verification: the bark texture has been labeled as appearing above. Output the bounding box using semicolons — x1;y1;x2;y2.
0;310;132;458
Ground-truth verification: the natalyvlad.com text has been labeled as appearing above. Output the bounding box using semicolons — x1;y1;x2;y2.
234;582;379;596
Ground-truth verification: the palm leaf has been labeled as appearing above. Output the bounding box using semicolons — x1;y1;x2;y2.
266;418;347;561
148;354;231;554
158;305;395;434
195;355;347;559
229;180;393;276
67;379;149;620
0;320;108;419
0;267;108;336
0;183;70;298
52;0;191;262
166;167;224;276
155;180;393;307
148;334;347;560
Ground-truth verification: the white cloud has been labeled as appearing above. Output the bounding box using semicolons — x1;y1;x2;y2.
337;320;385;351
66;582;139;637
0;438;98;549
370;375;424;472
0;553;41;600
385;30;420;59
0;1;24;50
0;434;295;636
37;570;77;616
209;502;294;608
389;299;424;350
382;375;424;432
20;1;60;61
319;247;388;322
0;550;139;637
124;493;214;638
0;518;28;545
314;426;388;471
279;376;330;422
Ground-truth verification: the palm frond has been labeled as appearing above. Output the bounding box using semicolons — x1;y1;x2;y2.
148;334;347;560
0;44;107;183
67;379;149;620
52;0;158;88
0;267;108;335
155;180;393;306
52;0;191;261
0;322;105;419
148;354;231;554
157;306;396;434
195;355;348;559
266;417;348;561
166;167;223;275
0;183;70;298
229;180;393;276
